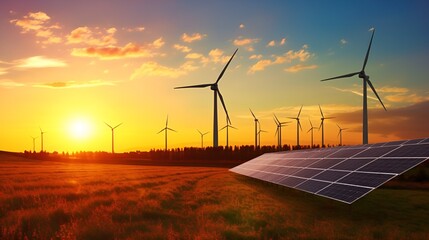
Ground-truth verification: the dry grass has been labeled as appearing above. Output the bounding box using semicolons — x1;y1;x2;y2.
1;153;428;239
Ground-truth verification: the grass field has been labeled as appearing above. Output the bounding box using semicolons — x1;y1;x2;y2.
1;153;428;239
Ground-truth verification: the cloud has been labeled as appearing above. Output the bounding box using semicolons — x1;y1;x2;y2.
0;80;25;88
71;42;158;60
66;26;117;46
185;53;204;59
378;86;409;93
152;37;165;48
233;37;259;51
122;26;145;32
249;54;263;60
280;38;286;45
16;56;67;68
267;40;275;47
335;100;429;140
285;64;318;73
131;61;198;79
239;24;245;29
385;93;429;104
182;33;207;43
174;44;191;53
34;80;114;88
248;45;314;73
340;39;347;45
10;11;62;44
331;87;380;102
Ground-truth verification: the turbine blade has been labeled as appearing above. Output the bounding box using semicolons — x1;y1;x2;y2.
215;48;238;84
367;78;387;111
362;29;375;71
157;128;165;134
166;115;169;127
273;114;280;124
230;125;238;130
167;128;177;132
217;90;231;124
319;104;324;118
174;83;212;89
204;132;209;135
275;126;279;136
318;120;323;131
113;122;123;129
324;117;336;119
297;105;303;118
104;122;113;129
197;129;202;135
337;124;340;129
298;121;302;131
219;126;227;131
309;119;313;128
321;72;360;81
250;108;256;119
307;128;312;133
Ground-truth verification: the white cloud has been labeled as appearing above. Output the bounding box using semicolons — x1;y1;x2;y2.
182;33;207;43
233;37;259;51
66;26;117;46
239;24;245;29
131;61;198;79
340;39;347;45
267;40;275;47
16;56;67;68
249;54;263;60
285;64;318;73
174;44;192;53
280;38;286;45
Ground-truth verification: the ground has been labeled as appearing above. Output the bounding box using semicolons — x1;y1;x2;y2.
0;153;428;239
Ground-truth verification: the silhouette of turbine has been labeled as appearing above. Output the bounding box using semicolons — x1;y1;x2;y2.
175;49;238;148
40;128;46;153
30;136;38;152
197;129;209;148
105;122;122;154
250;108;260;149
288;105;303;147
337;124;348;146
274;114;290;150
307;119;318;148
321;28;386;144
157;115;176;151
318;105;334;148
219;116;237;148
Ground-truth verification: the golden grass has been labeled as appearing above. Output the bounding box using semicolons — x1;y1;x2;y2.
1;154;428;239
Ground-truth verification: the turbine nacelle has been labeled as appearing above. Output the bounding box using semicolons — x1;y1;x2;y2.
210;84;218;91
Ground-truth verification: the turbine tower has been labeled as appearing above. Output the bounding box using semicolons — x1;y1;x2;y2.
288;105;303;148
157;115;176;151
105;122;122;154
318;105;334;148
197;129;209;148
175;49;238;148
219;116;237;147
40;128;45;153
30;136;38;152
321;29;386;144
249;108;259;149
307;119;317;148
274;114;290;150
337;124;348;146
257;128;267;148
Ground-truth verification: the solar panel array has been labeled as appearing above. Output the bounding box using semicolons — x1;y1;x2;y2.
230;138;429;204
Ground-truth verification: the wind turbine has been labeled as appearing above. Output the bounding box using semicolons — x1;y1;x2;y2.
175;49;238;148
197;129;209;148
105;122;122;154
249;108;259;149
288;105;303;147
307;119;318;148
219;116;237;147
257;128;267;148
30;136;38;152
40;128;45;152
321;29;386;144
337;124;348;146
157;115;176;151
318;105;334;148
273;114;290;150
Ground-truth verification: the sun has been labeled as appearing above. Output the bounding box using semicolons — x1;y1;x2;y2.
69;118;92;140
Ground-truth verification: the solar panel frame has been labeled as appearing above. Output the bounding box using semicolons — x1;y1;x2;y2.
230;137;429;204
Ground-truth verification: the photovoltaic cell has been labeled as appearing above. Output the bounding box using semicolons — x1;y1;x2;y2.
230;137;429;204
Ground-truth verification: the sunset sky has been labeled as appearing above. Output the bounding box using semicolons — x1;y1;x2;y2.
1;0;428;153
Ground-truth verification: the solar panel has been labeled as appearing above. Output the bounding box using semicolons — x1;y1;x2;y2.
230;138;429;204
